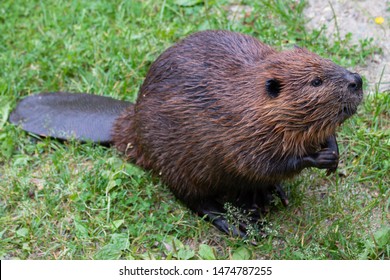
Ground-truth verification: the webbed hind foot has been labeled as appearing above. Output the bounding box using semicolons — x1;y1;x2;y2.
192;200;247;238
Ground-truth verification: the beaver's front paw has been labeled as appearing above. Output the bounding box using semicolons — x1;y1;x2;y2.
311;148;339;170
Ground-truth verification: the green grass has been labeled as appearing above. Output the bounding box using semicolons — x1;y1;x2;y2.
0;0;389;260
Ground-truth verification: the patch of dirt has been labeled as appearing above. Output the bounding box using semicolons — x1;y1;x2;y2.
305;0;390;92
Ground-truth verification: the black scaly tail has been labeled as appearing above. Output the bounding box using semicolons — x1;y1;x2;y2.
10;92;132;144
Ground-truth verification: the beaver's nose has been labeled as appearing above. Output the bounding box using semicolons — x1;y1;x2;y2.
347;73;363;92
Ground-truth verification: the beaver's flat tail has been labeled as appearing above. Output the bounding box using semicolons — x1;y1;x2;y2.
9;92;132;144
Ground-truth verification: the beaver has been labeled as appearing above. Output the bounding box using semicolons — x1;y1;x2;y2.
10;30;363;237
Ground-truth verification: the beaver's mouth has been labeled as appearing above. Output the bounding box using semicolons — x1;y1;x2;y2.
339;104;357;123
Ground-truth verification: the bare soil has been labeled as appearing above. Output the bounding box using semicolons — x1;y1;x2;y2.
305;0;390;92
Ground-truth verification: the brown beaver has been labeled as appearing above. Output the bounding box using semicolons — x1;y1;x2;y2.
10;30;363;237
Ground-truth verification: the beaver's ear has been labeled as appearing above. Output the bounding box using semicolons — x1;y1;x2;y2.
265;78;281;98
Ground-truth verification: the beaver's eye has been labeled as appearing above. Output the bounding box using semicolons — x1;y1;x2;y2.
311;78;323;87
265;78;281;98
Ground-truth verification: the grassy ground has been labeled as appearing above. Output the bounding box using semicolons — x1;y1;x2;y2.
0;0;389;260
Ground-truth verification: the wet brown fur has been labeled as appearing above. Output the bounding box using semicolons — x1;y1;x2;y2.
112;30;362;209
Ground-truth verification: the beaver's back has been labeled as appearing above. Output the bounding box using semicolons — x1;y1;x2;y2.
115;31;277;200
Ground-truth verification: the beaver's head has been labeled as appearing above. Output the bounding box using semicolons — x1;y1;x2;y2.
257;47;363;156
